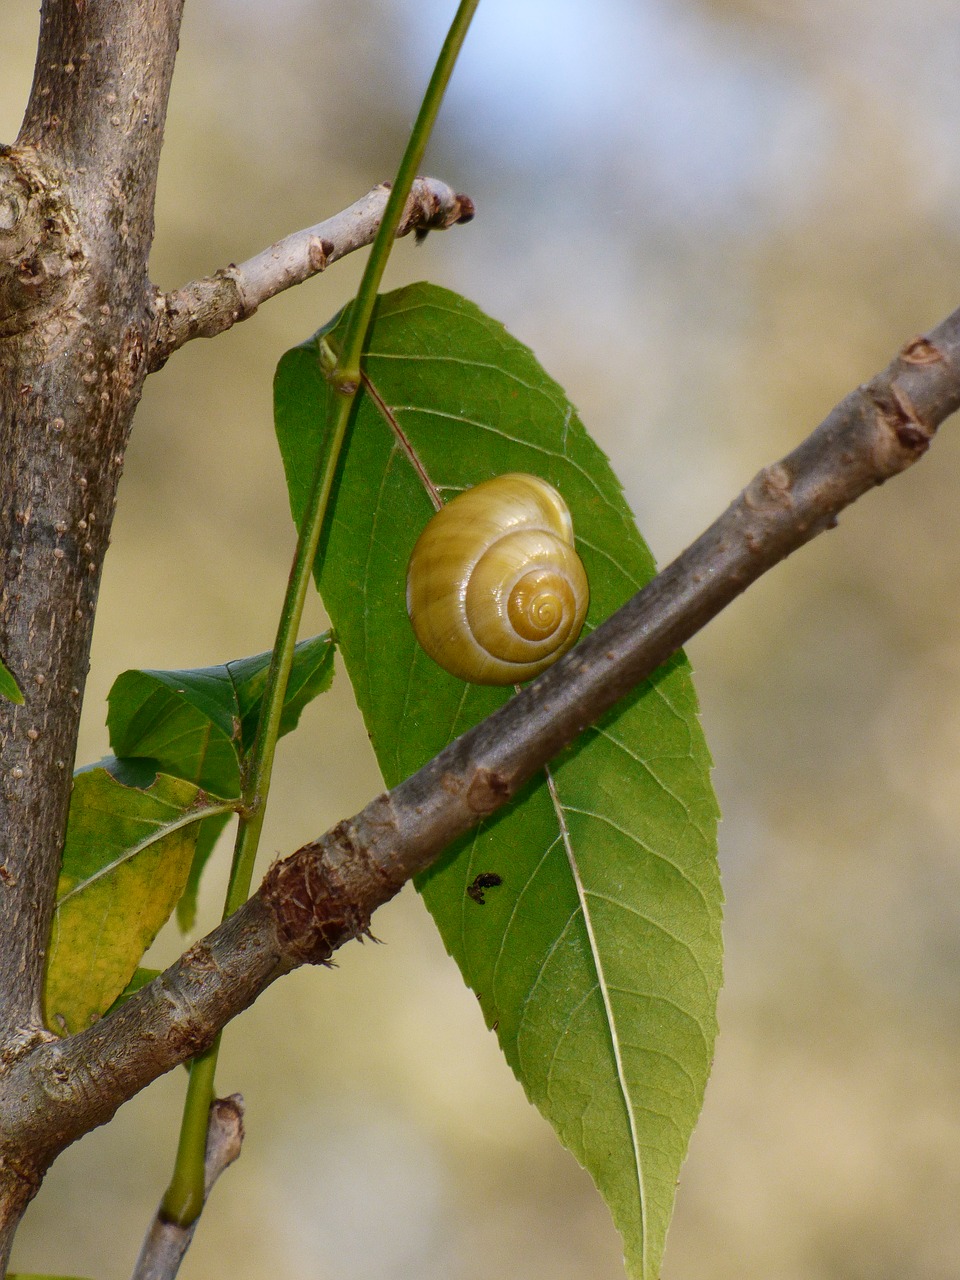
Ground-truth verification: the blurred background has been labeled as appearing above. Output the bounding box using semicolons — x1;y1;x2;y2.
6;0;960;1276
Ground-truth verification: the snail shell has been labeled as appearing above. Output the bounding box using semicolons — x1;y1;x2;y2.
406;473;589;685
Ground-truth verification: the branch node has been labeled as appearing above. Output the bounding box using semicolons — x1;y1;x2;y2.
900;335;943;366
0;149;83;339
466;767;512;814
868;380;933;456
261;836;370;965
742;462;795;514
308;236;333;272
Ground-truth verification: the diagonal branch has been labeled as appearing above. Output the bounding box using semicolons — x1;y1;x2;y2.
148;178;475;369
2;309;959;1190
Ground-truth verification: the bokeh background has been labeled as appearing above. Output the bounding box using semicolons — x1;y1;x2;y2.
6;1;960;1276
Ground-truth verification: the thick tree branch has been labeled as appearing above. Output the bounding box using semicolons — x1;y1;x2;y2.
0;6;188;1259
148;178;475;369
132;1094;244;1280
0;310;957;1197
19;0;184;301
0;1;183;1070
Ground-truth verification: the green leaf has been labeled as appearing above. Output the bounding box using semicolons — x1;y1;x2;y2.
107;667;241;797
176;810;234;932
106;634;334;926
107;632;336;798
0;655;24;705
274;282;722;1279
45;762;234;1035
105;966;163;1013
227;637;337;754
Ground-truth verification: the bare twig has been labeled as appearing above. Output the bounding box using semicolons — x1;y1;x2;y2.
131;1095;244;1280
1;308;959;1201
148;178;475;369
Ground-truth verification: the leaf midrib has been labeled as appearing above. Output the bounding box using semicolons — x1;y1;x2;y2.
57;794;235;908
544;764;649;1278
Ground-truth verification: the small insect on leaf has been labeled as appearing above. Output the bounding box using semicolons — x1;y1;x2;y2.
467;872;503;905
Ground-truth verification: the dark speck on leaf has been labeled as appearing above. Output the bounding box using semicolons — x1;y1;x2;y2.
467;872;502;905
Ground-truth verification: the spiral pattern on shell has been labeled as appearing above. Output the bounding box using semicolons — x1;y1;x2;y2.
406;473;590;685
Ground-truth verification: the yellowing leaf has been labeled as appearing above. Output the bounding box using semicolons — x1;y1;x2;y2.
45;763;232;1035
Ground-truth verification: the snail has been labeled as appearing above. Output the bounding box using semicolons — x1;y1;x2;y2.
406;473;589;685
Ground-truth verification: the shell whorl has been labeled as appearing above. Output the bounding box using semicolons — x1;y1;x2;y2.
406;473;589;685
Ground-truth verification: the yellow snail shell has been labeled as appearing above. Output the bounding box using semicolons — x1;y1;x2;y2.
406;473;589;685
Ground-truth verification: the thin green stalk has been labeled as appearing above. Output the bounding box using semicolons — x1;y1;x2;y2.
160;1041;220;1223
160;0;480;1230
332;0;482;388
161;383;350;1227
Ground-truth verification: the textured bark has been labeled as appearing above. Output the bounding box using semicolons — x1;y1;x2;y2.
0;0;185;1257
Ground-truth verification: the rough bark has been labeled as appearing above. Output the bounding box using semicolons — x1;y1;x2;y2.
0;0;185;1260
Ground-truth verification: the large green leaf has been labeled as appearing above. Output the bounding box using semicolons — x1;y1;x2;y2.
45;762;234;1035
106;633;335;928
274;283;722;1279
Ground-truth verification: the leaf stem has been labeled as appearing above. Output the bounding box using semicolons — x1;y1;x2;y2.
159;0;480;1229
160;1043;219;1223
332;0;481;389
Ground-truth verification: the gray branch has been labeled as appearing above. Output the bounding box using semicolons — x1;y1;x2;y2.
148;178;475;368
1;312;958;1189
0;0;184;1082
131;1095;245;1280
0;0;188;1258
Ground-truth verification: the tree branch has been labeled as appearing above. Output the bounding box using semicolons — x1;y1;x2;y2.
1;309;958;1201
0;0;184;1065
148;178;475;370
131;1094;244;1280
19;0;185;302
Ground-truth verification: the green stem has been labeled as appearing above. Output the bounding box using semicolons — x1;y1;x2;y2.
160;1041;220;1223
160;0;480;1230
160;381;349;1227
223;388;350;919
333;0;482;388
